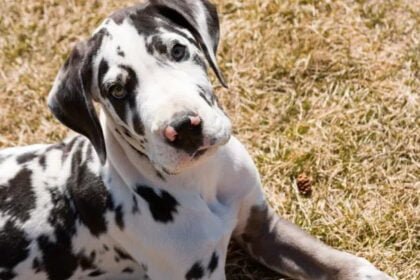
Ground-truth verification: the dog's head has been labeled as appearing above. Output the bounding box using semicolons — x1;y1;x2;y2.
48;0;231;174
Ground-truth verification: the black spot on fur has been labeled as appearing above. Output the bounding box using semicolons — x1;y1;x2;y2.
0;270;16;280
45;142;65;153
119;64;138;107
37;186;79;280
122;267;134;274
60;137;81;163
193;54;206;69
198;86;215;107
98;58;109;98
114;205;125;230
88;270;105;277
147;36;168;55
0;220;30;270
16;152;37;164
185;262;204;280
156;171;166;181
32;257;43;273
121;127;133;138
132;195;140;214
208;252;218;274
114;247;134;261
117;46;125;57
0;168;35;222
132;113;144;136
37;234;79;280
126;142;147;158
67;149;112;237
135;185;179;223
78;251;96;271
38;154;47;169
199;92;212;107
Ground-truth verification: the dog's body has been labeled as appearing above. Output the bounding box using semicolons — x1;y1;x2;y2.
0;1;393;280
0;133;253;280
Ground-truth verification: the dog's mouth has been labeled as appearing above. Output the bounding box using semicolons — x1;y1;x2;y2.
192;147;208;159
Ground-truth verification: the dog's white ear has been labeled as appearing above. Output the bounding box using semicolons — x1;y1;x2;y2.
48;31;107;164
150;0;228;88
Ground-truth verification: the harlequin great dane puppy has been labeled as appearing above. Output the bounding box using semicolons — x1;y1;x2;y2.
0;1;393;280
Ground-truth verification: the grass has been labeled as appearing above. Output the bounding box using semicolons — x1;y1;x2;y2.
0;0;418;279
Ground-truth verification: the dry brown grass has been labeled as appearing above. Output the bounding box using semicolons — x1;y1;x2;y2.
0;0;419;279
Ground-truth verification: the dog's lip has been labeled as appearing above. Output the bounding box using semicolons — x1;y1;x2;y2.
192;147;208;159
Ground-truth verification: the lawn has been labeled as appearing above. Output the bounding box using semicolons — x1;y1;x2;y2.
0;0;418;279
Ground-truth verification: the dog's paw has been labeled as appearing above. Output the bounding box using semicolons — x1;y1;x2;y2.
338;257;394;280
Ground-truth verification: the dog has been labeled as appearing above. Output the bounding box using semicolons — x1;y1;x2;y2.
0;1;393;279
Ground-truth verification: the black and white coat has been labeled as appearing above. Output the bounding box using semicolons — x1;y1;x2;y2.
0;1;393;280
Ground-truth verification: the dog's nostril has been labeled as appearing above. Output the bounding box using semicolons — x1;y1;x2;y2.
164;114;203;153
189;115;201;126
164;126;178;142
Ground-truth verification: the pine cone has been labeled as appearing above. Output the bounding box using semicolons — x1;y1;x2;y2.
297;173;312;196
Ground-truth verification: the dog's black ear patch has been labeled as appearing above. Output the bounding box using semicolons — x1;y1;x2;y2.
0;220;31;271
48;29;108;164
0;167;36;222
185;262;204;280
135;185;179;223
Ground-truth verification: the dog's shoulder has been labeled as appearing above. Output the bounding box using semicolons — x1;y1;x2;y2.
0;136;121;279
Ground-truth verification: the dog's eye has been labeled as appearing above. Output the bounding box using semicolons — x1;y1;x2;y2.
171;44;187;62
108;83;126;99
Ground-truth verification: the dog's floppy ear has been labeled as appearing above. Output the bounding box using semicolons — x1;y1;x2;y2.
48;31;107;164
150;0;228;88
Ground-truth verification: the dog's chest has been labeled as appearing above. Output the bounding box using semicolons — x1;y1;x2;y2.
106;172;238;279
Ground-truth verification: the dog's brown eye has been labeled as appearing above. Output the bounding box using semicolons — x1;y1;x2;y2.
171;44;187;62
109;83;126;99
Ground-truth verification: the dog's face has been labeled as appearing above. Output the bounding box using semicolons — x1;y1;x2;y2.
48;0;231;173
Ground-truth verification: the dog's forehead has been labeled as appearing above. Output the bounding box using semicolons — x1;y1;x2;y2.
92;5;196;63
102;4;194;40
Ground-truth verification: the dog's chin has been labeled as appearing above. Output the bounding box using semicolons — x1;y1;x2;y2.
155;144;222;175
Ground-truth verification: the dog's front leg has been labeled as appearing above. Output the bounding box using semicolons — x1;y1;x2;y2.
233;190;393;280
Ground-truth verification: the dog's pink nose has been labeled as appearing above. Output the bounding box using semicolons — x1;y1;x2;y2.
164;114;203;154
164;115;202;142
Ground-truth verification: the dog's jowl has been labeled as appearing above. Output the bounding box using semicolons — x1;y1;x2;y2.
0;1;392;279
